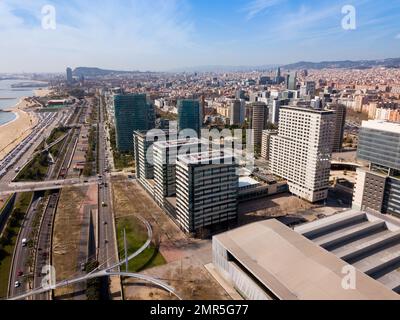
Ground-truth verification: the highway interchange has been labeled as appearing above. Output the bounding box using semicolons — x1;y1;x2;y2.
0;96;169;301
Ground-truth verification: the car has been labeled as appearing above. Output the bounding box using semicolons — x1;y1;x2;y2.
17;270;24;277
103;221;108;225
14;281;21;288
21;239;27;247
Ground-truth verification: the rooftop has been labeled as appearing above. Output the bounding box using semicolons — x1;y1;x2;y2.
238;176;260;189
295;210;400;294
280;106;335;114
214;216;400;300
361;120;400;134
177;150;235;165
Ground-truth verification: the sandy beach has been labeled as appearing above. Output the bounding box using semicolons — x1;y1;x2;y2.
34;88;53;97
0;98;39;161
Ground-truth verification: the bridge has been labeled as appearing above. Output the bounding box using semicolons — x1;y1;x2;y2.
0;178;99;196
8;217;181;301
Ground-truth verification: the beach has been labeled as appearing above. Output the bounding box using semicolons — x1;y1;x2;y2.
0;98;38;161
34;88;53;97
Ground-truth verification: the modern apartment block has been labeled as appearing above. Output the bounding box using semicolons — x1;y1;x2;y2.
353;120;400;217
133;129;176;182
269;106;335;202
114;93;155;152
175;151;239;233
177;99;202;135
328;104;347;152
249;102;269;147
153;138;204;207
261;130;278;161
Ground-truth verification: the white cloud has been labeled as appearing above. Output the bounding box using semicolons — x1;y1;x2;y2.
242;0;284;20
0;0;196;72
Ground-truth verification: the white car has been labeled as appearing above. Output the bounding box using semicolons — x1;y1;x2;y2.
14;281;21;288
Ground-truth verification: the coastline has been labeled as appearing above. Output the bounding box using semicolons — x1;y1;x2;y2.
0;110;19;128
0;98;39;161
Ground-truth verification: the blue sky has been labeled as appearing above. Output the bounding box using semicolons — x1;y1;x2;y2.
0;0;399;72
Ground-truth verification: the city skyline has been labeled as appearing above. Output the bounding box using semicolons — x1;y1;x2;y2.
1;0;400;73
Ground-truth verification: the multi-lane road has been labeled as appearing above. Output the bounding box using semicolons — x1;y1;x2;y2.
8;193;42;298
97;97;118;269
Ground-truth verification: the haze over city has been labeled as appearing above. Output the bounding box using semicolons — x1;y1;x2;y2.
1;0;400;72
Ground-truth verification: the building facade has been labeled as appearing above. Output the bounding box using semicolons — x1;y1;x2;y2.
269;107;335;202
175;151;238;233
328;104;347;152
153;138;204;207
353;121;400;217
114;94;155;152
249;102;269;147
261;130;278;161
177;99;202;136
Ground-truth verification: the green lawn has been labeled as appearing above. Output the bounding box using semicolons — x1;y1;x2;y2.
0;192;33;298
116;216;165;272
15;152;49;182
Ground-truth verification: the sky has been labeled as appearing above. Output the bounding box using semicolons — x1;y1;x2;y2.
0;0;399;73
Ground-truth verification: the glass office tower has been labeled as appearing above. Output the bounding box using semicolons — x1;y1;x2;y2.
114;93;155;152
177;99;202;136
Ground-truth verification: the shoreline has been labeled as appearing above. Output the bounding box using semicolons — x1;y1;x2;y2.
0;98;39;161
0;110;19;128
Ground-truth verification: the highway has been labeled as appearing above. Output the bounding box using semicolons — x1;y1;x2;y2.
8;193;42;298
32;192;59;300
8;216;182;301
97;96;117;270
6;102;87;300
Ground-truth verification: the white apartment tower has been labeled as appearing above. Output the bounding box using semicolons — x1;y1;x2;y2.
269;107;335;202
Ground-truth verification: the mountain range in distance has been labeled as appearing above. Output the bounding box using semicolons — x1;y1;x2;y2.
72;57;400;76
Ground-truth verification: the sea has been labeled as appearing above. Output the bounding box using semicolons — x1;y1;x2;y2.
0;79;46;126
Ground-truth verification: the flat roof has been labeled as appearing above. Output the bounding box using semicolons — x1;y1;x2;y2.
238;177;260;188
361;120;400;134
214;219;399;300
280;106;335;114
177;150;235;165
153;137;202;149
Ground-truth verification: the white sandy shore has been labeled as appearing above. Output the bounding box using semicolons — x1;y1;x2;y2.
0;98;39;161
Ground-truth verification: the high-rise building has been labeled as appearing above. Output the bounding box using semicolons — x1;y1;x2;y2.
235;89;246;100
153;138;203;207
229;99;245;126
177;99;202;136
175;151;238;233
249;102;269;147
300;81;316;97
114;94;155;152
353;121;400;217
327;104;347;152
269;107;335;202
66;67;73;84
286;72;297;91
261;130;278;161
268;99;281;125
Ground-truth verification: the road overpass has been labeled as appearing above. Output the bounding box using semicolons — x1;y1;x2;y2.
0;178;99;196
7;216;182;301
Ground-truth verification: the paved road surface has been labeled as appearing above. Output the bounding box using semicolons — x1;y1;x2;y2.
8;193;41;298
